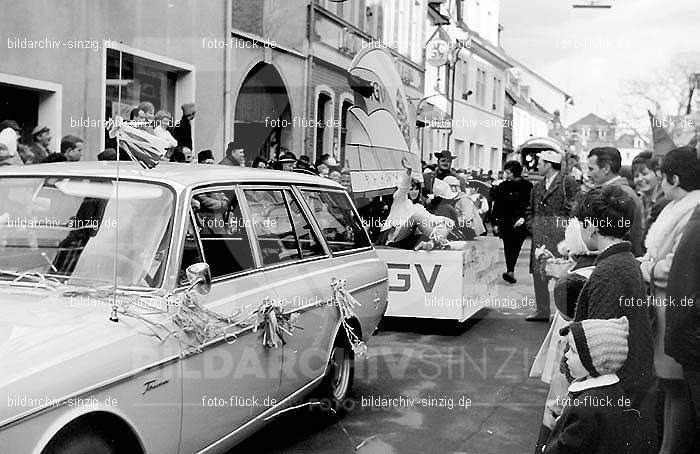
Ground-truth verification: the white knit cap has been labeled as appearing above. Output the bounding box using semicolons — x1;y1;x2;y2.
562;316;629;376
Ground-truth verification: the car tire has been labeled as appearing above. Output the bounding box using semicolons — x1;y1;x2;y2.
316;334;355;416
44;430;116;454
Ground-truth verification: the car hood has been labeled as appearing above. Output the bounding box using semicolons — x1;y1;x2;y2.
0;286;180;424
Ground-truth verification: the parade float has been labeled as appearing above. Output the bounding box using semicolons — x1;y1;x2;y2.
344;46;499;322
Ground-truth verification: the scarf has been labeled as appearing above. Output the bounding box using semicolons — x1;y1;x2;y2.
645;190;700;258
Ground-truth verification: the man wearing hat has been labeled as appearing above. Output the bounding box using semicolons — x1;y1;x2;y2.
277;150;298;172
219;141;245;166
423;150;465;197
525;148;580;321
30;125;52;164
198;149;215;164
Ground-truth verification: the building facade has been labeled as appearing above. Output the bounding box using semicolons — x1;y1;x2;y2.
0;0;228;160
307;0;426;166
423;0;511;172
567;112;617;159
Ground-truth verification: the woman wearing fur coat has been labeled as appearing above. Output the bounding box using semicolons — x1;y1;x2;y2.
638;147;700;454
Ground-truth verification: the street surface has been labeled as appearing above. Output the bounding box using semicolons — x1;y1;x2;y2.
233;239;549;454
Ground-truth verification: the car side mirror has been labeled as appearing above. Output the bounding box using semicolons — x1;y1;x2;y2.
185;262;211;295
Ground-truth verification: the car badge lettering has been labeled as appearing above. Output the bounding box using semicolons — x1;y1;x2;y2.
142;378;170;395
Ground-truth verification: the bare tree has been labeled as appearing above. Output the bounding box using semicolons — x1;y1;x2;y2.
619;52;700;144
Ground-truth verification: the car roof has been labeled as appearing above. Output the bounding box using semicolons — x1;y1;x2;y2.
0;162;345;190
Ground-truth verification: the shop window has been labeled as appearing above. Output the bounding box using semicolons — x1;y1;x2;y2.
105;49;181;149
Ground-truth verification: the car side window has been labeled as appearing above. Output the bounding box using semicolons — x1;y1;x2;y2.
178;212;205;286
243;189;323;266
189;189;255;279
301;190;371;253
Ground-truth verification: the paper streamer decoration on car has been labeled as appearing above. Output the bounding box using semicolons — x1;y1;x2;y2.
253;298;300;348
329;278;368;358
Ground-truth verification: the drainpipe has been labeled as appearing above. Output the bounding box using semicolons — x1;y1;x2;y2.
302;0;313;157
224;0;233;157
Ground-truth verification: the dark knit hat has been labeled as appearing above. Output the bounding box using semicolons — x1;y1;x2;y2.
98;148;117;161
559;316;629;377
198;149;214;163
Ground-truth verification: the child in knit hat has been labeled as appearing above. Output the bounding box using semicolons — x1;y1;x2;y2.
542;316;652;453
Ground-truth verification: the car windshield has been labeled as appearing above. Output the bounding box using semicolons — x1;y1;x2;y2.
0;177;174;288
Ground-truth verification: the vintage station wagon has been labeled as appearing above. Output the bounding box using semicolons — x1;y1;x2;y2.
0;162;388;454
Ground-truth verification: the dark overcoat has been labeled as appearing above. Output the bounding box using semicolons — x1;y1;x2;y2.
525;172;580;274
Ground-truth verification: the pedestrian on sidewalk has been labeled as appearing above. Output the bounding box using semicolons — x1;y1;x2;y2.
568;185;657;450
491;160;532;284
543;316;653;453
637;147;700;454
587;147;645;256
632;151;669;241
665;203;700;436
531;216;599;452
525;149;580;321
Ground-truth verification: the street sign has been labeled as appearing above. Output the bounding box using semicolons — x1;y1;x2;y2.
426;40;449;67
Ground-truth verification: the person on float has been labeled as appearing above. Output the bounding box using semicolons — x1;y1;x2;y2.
378;158;454;250
423;149;464;197
443;175;484;240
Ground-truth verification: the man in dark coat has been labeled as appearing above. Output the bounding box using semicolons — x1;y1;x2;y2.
525;149;580;321
665;204;700;421
171;102;195;153
219;141;245;166
422;150;465;196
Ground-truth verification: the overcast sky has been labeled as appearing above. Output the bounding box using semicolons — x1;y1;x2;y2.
499;0;700;127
